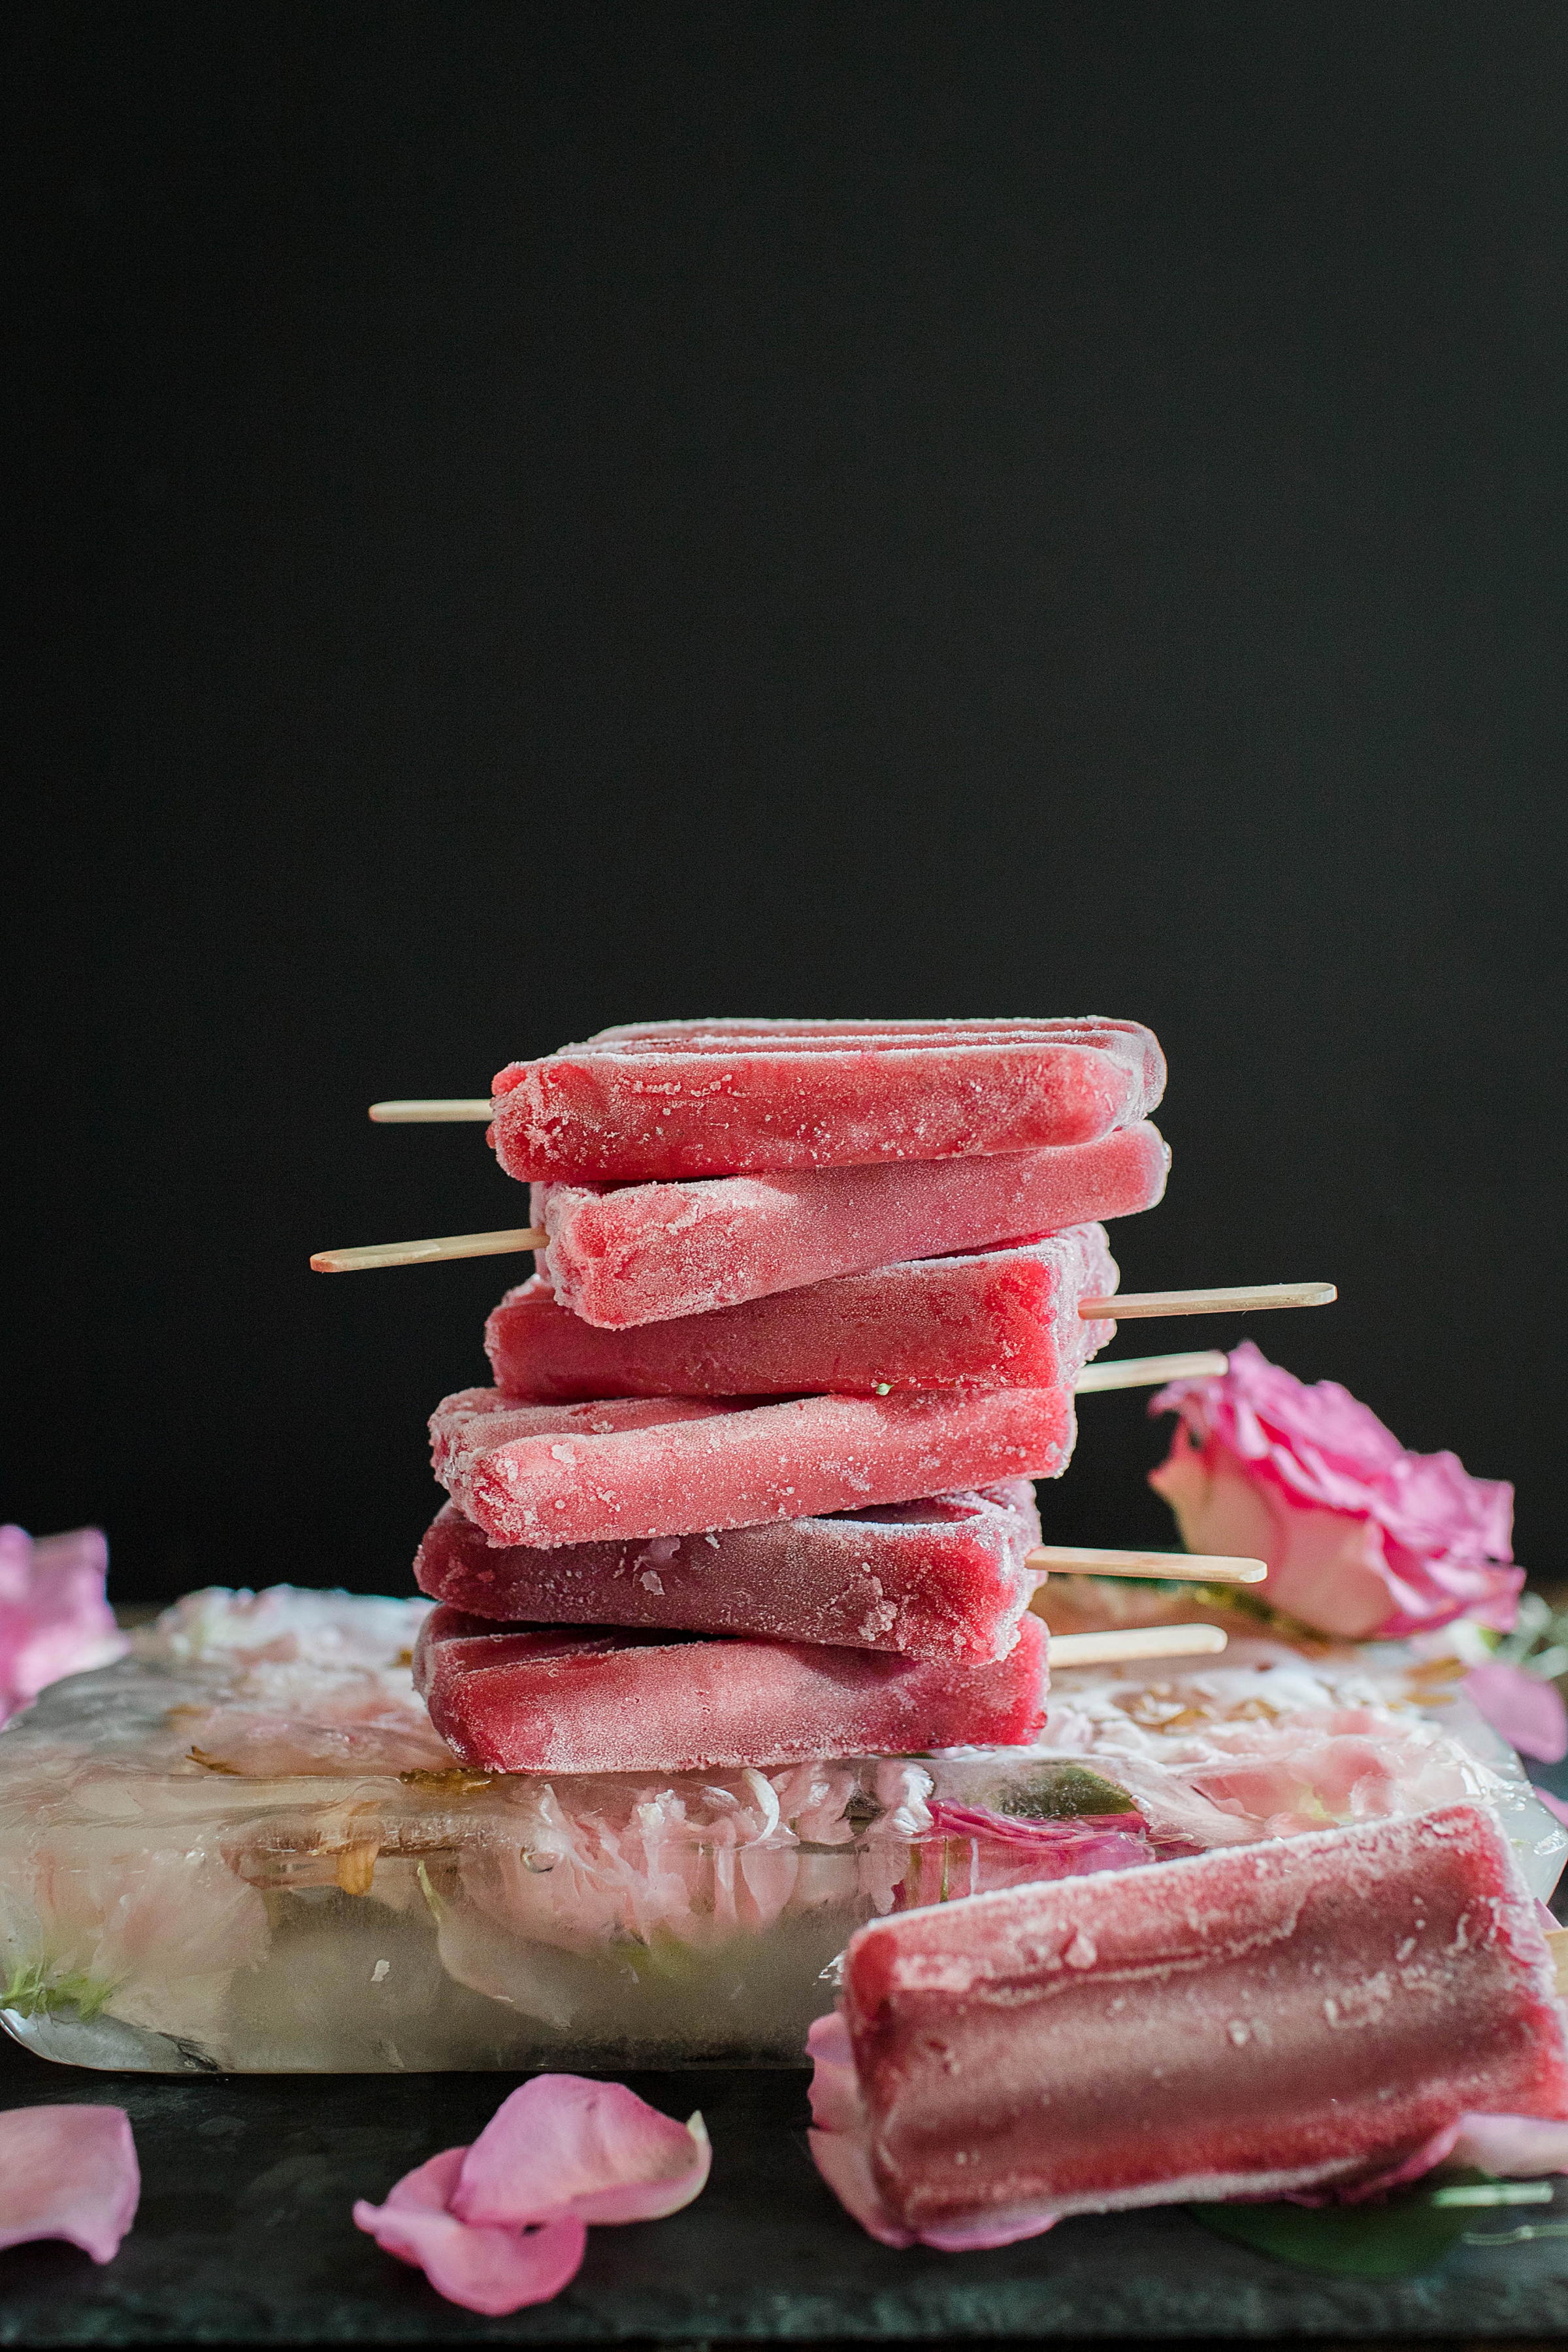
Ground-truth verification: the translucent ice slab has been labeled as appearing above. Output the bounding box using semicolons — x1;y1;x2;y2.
0;1589;1560;2074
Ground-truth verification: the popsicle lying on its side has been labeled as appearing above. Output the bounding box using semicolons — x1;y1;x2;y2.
531;1122;1167;1327
491;1016;1166;1184
485;1226;1118;1400
430;1384;1073;1549
809;1802;1568;2249
414;1480;1043;1663
414;1603;1051;1774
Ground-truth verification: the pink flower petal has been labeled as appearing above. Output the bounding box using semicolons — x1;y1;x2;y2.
1448;2113;1568;2177
1463;1662;1568;1764
453;2076;710;2229
0;1523;127;1725
0;2105;139;2263
1535;1788;1568;1829
805;2012;1056;2252
807;2125;918;2247
353;2147;587;2317
806;2012;865;2137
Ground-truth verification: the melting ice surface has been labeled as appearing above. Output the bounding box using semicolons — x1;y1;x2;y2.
0;1589;1560;2073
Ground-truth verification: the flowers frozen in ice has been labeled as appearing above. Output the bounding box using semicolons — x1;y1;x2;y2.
1149;1344;1520;1640
0;1525;126;1727
0;2105;139;2262
353;2075;710;2315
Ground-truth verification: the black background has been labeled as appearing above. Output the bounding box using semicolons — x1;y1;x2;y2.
6;2;1565;1605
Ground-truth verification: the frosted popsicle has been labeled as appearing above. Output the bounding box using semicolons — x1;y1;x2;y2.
815;1803;1568;2244
430;1385;1073;1549
531;1122;1167;1327
490;1017;1166;1184
414;1480;1043;1663
485;1226;1118;1400
414;1604;1050;1774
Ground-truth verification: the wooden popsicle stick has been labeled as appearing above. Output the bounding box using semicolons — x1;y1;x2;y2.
1049;1624;1228;1666
1079;1281;1336;1319
369;1099;494;1121
1027;1546;1265;1585
1074;1349;1228;1392
310;1227;547;1273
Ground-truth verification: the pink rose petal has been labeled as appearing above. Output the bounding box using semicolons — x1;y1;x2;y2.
805;2012;1056;2252
0;1525;127;1725
454;2075;710;2228
353;2147;587;2317
0;2105;139;2263
1448;2113;1568;2177
1463;1662;1568;1764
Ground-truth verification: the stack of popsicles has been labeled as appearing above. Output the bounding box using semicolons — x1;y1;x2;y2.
413;1019;1171;1774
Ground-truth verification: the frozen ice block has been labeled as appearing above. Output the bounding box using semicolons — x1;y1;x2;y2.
485;1227;1118;1400
414;1481;1043;1663
413;1604;1050;1773
430;1384;1073;1548
532;1122;1166;1327
4;1591;1562;2076
818;1803;1568;2240
491;1017;1166;1183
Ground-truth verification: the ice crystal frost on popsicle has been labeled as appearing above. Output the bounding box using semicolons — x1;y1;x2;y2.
530;1123;1167;1325
416;1482;1043;1663
490;1017;1166;1184
430;1385;1074;1548
485;1226;1119;1398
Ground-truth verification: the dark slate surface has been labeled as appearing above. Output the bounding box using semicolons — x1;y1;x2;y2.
5;2030;1568;2347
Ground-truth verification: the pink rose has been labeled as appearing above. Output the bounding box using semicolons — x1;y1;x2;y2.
1149;1343;1520;1640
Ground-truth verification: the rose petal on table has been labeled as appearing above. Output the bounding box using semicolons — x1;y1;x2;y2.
1448;2113;1568;2178
453;2075;711;2228
1463;1661;1568;1764
0;2104;139;2262
807;2125;917;2247
0;1523;127;1725
353;2147;587;2317
806;2010;865;2137
804;2013;1058;2253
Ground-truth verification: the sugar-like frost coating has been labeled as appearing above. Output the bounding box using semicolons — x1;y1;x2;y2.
416;1482;1043;1663
828;1802;1568;2236
485;1227;1118;1399
413;1606;1051;1774
533;1124;1166;1327
490;1017;1166;1184
429;1385;1074;1549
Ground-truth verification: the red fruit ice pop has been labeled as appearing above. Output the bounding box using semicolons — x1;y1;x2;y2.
484;1225;1119;1400
812;1802;1568;2244
489;1016;1166;1184
414;1480;1042;1664
414;1602;1050;1773
531;1121;1166;1327
430;1385;1073;1549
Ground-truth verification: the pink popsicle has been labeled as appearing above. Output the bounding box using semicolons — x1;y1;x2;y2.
414;1602;1051;1773
490;1017;1166;1184
816;1803;1568;2241
485;1226;1118;1400
414;1480;1043;1663
531;1122;1166;1327
430;1385;1073;1549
